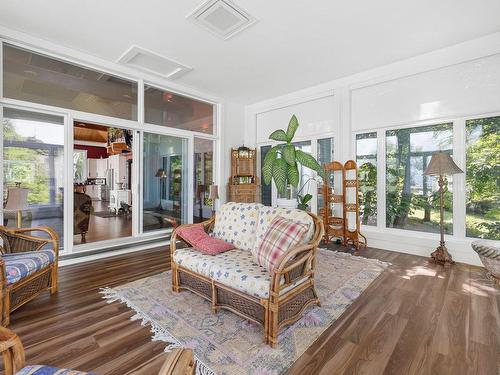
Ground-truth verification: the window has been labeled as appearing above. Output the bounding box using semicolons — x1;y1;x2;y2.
73;150;87;183
260;145;272;206
2;108;65;247
2;44;138;120
356;133;377;226
385;123;454;234
466;116;500;240
317;138;334;213
144;85;215;134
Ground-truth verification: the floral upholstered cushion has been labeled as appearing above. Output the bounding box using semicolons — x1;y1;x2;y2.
176;224;234;255
174;248;307;298
212;202;262;251
253;206;314;253
16;365;96;375
253;216;309;272
2;250;55;285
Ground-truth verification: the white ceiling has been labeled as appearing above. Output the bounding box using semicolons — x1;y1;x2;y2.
1;0;500;104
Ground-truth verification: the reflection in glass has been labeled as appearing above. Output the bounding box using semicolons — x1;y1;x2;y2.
356;133;377;226
466;116;500;240
2;44;138;120
385;123;453;234
194;138;214;222
144;85;214;134
2;108;64;248
260;145;272;206
143;133;188;232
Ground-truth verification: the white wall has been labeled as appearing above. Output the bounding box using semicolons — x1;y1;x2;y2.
245;32;500;266
254;94;336;144
352;53;500;131
220;101;245;204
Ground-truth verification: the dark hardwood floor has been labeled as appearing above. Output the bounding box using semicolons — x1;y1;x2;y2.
6;244;500;375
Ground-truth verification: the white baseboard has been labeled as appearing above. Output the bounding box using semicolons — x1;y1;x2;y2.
362;228;483;266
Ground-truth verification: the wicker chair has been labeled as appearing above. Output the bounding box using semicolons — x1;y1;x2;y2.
0;226;59;326
0;326;195;375
171;203;324;347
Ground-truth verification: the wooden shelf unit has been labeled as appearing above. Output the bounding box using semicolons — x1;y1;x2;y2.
228;148;260;203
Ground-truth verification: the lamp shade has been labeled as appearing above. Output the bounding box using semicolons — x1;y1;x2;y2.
155;169;167;178
423;151;463;176
209;185;219;200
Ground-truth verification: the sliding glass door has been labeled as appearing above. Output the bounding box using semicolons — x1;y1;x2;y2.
143;132;189;232
2;107;65;247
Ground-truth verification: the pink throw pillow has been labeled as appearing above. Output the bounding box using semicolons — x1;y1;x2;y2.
254;216;309;272
176;224;234;255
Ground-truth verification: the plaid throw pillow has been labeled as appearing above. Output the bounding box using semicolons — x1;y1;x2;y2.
254;216;309;272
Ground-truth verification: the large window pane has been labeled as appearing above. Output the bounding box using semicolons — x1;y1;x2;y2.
144;85;214;134
3;44;138;120
143;133;188;232
194;138;214;222
317;138;334;214
386;123;453;234
466;116;500;240
260;145;272;206
356;133;377;226
2;108;64;248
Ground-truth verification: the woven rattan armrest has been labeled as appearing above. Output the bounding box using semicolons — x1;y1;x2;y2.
0;226;59;255
0;326;25;375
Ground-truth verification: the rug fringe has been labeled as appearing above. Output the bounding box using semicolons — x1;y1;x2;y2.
317;248;391;268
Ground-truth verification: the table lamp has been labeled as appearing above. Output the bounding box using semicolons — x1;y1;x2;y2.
423;151;463;265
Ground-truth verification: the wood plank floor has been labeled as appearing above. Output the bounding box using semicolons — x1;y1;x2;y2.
5;245;500;375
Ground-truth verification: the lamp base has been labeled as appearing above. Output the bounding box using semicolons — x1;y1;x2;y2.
429;244;455;266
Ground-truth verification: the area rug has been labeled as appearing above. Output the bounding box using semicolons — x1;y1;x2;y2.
101;249;389;375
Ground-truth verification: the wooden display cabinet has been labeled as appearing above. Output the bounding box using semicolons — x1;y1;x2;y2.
228;147;260;203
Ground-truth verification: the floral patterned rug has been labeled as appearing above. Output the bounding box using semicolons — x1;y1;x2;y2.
101;249;389;375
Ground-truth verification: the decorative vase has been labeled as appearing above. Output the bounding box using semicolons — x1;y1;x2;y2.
276;185;298;209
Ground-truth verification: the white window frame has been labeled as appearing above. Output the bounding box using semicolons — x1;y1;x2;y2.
351;110;500;245
0;38;221;256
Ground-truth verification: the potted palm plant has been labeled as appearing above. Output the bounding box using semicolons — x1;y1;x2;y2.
262;115;324;208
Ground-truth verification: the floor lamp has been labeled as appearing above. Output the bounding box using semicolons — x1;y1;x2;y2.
423;151;463;265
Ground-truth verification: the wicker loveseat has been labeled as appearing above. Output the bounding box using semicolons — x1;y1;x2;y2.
170;202;324;347
0;226;59;325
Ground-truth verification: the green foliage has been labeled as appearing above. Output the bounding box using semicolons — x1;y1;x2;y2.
297;193;313;211
358;162;377;224
262;115;323;194
465;117;500;240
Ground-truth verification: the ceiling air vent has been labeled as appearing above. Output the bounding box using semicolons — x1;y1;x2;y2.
117;46;192;80
187;0;257;40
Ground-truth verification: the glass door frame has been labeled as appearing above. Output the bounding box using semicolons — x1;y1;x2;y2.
0;102;71;252
138;129;194;238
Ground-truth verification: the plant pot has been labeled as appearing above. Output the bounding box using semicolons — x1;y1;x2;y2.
276;198;298;209
276;185;298;209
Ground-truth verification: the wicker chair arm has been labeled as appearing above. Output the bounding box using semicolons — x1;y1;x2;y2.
0;226;59;256
170;216;216;257
0;326;25;375
158;348;195;375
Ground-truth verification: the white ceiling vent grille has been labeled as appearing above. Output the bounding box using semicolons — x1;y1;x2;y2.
117;46;192;80
187;0;257;40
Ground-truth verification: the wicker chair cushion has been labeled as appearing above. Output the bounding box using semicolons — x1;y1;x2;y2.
174;248;305;298
212;202;263;251
16;365;96;375
2;250;55;285
253;206;314;253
